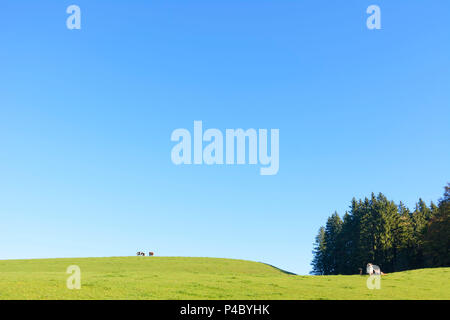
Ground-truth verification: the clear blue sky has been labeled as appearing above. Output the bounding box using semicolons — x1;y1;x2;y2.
0;1;449;275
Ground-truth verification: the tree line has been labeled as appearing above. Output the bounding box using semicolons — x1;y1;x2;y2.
311;184;449;275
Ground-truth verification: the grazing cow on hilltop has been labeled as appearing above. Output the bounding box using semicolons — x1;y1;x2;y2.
149;252;154;256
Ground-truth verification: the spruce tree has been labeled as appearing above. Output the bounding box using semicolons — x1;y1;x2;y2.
310;227;326;275
423;184;450;267
323;212;343;274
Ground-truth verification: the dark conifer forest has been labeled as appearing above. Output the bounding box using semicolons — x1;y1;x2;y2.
311;184;450;275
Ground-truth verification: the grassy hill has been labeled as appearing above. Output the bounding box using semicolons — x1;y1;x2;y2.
0;257;448;300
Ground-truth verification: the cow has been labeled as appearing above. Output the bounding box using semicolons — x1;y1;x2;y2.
149;252;154;256
366;263;386;275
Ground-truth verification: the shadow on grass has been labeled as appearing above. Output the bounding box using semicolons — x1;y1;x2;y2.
261;263;297;275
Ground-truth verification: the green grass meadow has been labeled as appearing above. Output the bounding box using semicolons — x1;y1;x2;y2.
0;257;448;300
